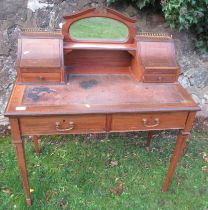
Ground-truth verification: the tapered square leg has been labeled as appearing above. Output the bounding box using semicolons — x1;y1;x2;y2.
10;118;32;206
14;143;32;206
33;135;39;154
162;130;188;192
146;131;153;147
162;112;196;192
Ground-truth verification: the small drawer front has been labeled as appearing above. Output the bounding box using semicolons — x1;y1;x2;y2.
143;74;176;83
145;69;178;74
111;112;188;131
21;73;61;83
20;115;106;135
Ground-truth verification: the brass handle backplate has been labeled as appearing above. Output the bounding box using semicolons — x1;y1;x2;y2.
55;121;74;131
142;118;160;128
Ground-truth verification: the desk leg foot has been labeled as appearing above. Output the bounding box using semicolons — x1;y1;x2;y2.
162;112;196;192
162;130;188;192
146;131;153;147
26;198;32;206
14;142;32;205
33;135;39;154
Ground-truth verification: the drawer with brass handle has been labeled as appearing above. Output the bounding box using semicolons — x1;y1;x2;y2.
55;121;75;132
142;118;160;128
21;73;61;83
111;112;188;131
19;115;106;135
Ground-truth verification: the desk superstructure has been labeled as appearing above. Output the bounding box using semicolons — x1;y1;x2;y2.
5;7;200;206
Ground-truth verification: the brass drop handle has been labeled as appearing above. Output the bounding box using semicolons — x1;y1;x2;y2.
142;118;160;128
55;121;75;131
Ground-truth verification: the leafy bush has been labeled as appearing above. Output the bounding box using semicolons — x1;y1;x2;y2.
107;0;208;53
161;0;208;53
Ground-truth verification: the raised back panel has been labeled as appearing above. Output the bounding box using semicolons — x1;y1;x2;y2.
16;33;64;69
138;41;178;68
20;38;61;68
136;34;180;83
62;7;136;44
16;32;65;83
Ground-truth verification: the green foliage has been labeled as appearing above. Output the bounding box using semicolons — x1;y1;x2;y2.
108;0;208;52
161;0;208;53
107;0;155;9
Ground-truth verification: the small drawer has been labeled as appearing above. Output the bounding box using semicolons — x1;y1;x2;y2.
145;69;178;74
19;115;106;135
143;74;177;83
111;112;188;131
21;73;61;83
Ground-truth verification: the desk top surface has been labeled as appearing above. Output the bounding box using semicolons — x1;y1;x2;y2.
5;74;199;116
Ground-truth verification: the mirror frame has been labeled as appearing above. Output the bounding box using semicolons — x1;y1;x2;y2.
62;7;136;44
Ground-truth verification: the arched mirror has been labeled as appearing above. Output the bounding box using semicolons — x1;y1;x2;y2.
69;17;129;42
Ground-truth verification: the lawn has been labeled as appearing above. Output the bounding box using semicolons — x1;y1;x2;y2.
0;131;208;210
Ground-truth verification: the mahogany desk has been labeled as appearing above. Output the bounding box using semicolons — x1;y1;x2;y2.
4;7;200;206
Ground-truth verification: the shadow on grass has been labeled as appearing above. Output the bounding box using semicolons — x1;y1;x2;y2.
0;130;207;209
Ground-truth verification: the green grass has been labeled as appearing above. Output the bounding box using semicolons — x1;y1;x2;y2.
70;17;128;41
0;131;208;210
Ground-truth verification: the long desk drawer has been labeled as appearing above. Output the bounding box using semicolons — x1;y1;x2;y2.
111;112;188;131
19;112;188;135
20;115;106;135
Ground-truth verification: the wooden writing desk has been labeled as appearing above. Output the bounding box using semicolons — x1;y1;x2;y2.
5;7;200;206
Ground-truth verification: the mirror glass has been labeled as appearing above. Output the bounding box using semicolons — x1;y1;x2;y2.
69;17;129;42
